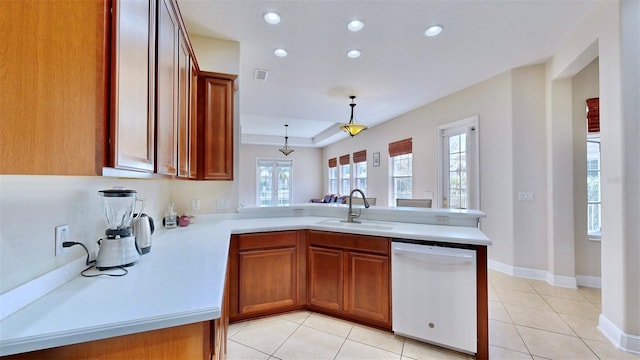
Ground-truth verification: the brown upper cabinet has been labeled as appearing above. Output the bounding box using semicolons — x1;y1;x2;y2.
197;72;237;180
0;0;109;175
155;0;179;176
1;0;235;180
110;0;156;173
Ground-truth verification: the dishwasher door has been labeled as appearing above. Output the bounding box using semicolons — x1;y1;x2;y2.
392;241;477;353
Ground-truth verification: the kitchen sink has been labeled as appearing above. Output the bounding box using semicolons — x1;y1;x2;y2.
317;218;395;231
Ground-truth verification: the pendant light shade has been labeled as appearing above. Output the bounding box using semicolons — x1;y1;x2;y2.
279;124;294;156
340;95;368;137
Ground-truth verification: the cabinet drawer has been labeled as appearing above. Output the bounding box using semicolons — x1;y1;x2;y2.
238;231;297;250
308;230;389;255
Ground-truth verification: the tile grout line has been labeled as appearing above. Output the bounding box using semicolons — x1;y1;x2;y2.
491;281;536;358
525;278;602;360
269;317;306;359
332;325;354;360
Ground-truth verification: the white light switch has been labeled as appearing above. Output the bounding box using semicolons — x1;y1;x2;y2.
517;192;534;202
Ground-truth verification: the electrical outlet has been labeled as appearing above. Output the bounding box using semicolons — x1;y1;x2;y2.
517;192;534;202
192;199;201;211
55;225;70;256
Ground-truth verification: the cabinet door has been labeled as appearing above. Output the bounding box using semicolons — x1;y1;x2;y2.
155;0;178;175
238;247;297;314
308;246;343;311
188;62;198;179
110;0;155;173
177;30;190;178
198;72;236;180
0;0;108;175
347;252;390;325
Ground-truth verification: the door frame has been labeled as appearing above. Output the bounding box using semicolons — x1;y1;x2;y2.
255;159;293;206
437;115;480;209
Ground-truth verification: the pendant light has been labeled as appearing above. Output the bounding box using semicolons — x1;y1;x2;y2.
278;124;294;156
340;95;368;137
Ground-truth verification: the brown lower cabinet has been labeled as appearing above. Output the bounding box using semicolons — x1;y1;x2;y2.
229;230;391;329
229;231;307;321
307;230;391;329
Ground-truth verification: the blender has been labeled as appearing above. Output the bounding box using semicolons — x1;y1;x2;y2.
96;189;143;269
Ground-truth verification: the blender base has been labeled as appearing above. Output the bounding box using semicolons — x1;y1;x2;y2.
95;236;140;269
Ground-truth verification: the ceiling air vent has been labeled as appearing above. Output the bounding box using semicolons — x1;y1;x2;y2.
254;68;269;81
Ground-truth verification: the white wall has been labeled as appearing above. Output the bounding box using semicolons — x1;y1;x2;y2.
571;58;601;279
0;175;171;293
238;144;323;206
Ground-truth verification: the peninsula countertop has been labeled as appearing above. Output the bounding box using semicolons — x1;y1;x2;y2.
0;207;489;356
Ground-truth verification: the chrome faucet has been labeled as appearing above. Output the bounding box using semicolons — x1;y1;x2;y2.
346;188;370;223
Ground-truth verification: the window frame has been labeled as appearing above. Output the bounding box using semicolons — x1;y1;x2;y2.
256;159;293;207
390;153;413;204
354;160;367;194
340;163;351;195
587;135;601;241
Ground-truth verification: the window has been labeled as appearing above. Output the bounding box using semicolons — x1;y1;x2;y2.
389;138;413;203
587;138;601;238
354;150;367;193
257;159;292;206
448;132;467;209
328;158;338;194
339;154;350;194
391;153;412;201
586;98;601;240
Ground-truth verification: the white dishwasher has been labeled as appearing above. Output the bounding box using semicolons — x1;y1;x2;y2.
391;240;477;354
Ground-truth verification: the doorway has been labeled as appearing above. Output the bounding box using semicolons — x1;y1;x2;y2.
438;116;479;209
256;159;292;206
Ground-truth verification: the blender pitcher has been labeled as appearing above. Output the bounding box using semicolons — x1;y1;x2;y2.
96;188;144;269
99;189;144;230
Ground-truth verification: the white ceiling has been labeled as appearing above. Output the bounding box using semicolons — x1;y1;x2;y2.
177;0;596;148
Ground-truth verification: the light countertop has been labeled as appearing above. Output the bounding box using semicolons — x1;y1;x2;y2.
0;210;489;356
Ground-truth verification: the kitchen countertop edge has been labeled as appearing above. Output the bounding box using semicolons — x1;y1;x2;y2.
0;212;489;356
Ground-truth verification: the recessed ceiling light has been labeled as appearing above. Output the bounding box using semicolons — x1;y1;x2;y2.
347;49;361;58
274;48;288;57
425;25;443;37
347;19;364;32
264;12;281;25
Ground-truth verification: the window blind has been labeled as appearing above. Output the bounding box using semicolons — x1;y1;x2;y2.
353;150;366;163
328;158;337;168
586;98;599;133
339;154;350;165
388;138;412;157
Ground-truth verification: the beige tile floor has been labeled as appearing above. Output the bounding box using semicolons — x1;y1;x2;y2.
227;270;640;359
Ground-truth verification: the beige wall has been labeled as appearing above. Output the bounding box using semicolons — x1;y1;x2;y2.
547;0;638;341
238;144;323;206
189;35;239;74
323;71;517;267
511;65;548;272
572;58;601;278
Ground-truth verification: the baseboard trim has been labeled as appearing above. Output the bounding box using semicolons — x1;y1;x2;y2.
487;259;579;288
576;274;602;288
599;314;640;355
